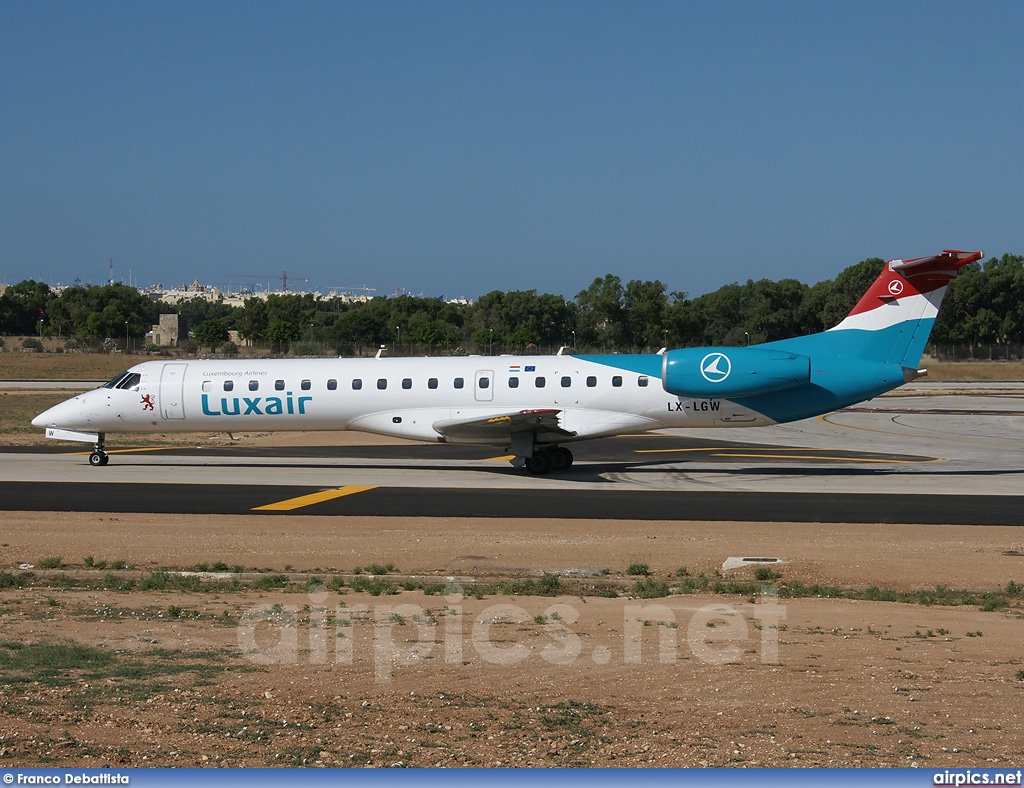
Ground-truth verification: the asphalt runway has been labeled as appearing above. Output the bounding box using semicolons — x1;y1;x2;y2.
3;388;1024;524
2;478;1022;524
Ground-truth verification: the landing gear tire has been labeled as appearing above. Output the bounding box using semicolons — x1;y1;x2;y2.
89;450;108;467
526;453;550;475
549;446;574;471
525;447;573;475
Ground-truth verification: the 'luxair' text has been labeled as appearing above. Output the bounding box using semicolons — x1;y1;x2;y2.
201;393;312;417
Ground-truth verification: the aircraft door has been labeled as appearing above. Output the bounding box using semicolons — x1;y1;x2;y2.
474;370;494;402
159;362;188;420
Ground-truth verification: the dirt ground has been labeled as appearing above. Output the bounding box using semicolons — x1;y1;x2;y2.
2;355;1024;767
1;509;1023;768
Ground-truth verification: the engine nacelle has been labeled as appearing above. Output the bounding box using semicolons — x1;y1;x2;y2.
662;347;811;399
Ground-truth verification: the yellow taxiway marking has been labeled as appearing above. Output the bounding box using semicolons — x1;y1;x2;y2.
486;454;516;462
635;446;943;464
819;412;1010;450
253;486;377;512
635;447;739;454
816;413;908;437
711;452;938;464
70;447;172;456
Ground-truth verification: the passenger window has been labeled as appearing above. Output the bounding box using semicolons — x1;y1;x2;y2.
352;379;362;390
479;377;490;389
248;380;259;391
454;377;464;389
377;378;387;390
508;377;519;388
612;376;622;387
402;378;412;390
638;376;649;387
301;380;311;391
223;380;234;392
535;376;546;388
586;376;597;387
560;376;571;388
428;378;438;389
327;379;338;391
202;381;212;393
275;380;285;391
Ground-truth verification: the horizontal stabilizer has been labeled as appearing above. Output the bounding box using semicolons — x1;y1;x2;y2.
889;249;983;273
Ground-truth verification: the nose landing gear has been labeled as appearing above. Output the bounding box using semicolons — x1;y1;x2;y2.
89;434;109;466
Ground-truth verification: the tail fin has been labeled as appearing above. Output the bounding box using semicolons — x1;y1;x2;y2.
827;249;983;367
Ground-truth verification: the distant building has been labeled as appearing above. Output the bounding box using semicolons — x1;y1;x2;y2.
222;290;273;307
150;279;225;306
329;292;374;304
150;314;188;347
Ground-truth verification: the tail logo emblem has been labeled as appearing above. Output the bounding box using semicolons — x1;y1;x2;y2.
888;279;905;296
700;352;732;383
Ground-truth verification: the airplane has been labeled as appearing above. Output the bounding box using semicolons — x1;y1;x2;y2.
32;249;983;474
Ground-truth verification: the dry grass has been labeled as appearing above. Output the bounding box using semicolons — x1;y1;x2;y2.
0;390;87;437
0;350;145;381
922;360;1024;381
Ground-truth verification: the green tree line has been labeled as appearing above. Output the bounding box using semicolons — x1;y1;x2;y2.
1;253;1021;355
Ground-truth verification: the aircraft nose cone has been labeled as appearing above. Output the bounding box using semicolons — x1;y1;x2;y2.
32;403;63;428
32;396;84;429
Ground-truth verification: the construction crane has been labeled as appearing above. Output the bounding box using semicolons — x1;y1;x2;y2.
224;270;309;292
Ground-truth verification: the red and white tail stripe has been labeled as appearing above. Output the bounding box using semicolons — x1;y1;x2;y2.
831;250;983;333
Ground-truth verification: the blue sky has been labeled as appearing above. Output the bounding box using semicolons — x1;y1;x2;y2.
1;1;1021;300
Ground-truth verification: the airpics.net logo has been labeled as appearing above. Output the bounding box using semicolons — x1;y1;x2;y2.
934;771;1023;786
235;585;786;683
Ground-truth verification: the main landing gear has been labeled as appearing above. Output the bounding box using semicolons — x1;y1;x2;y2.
89;434;108;467
525;446;573;475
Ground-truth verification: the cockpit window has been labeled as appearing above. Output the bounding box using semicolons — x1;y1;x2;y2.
103;371;136;389
116;373;142;390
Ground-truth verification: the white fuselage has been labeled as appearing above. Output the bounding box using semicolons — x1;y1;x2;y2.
34;354;770;446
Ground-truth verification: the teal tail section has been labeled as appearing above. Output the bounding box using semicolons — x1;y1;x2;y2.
582;251;982;427
729;250;984;423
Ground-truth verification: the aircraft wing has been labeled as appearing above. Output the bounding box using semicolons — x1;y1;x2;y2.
432;408;576;442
